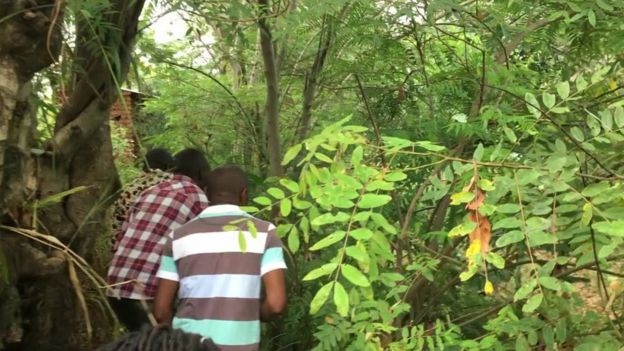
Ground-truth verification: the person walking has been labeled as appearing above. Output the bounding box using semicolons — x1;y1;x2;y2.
107;149;211;331
154;165;287;351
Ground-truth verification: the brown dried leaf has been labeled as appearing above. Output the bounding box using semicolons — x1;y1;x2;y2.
466;189;485;210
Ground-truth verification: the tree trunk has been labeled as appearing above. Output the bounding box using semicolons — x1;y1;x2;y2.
257;0;282;177
0;0;145;349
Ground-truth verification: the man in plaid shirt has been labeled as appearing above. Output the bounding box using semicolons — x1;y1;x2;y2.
107;149;210;331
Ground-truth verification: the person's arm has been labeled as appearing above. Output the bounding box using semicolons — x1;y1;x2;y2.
260;225;288;321
260;269;286;321
153;234;179;325
154;278;179;325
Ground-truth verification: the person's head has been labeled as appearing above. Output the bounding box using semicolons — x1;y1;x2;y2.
143;148;174;172
206;165;249;206
173;149;211;187
96;325;219;351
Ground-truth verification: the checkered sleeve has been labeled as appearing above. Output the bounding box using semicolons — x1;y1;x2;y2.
180;186;209;222
261;224;288;276
156;232;179;282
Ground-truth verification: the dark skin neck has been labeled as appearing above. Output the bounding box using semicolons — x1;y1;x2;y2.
208;188;249;207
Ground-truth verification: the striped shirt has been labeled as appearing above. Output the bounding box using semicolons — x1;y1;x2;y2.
157;205;287;351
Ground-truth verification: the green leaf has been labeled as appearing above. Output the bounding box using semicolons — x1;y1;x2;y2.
542;92;556;109
276;224;293;238
293;197;312;209
493;217;521;230
282;143;302;165
599;244;616;259
238;231;247;253
496;230;524;247
543;326;555;351
525;92;541;117
528;231;557;246
473;143;484;161
587;9;596;27
516;334;529;351
351;146;363;165
311;212;350;226
557;82;570;99
280;198;292;217
576;75;588;91
35;186;88;208
309;282;333;314
247;220;258;239
600;110;613;131
341;264;370;287
279;179;299;193
486;252;505;269
368;180;394;191
497;203;520;214
382;136;413;149
459;266;478;282
267;187;285;199
522;293;544;313
448;222;476;237
597;0;614;11
539;276;561;291
303;263;338;281
345;245;369;263
614;107;624;128
333;282;349;317
504;126;518;143
514;280;537;301
309;231;346;251
592;221;624;237
570;127;584;141
385;171;407;182
478;179;495;191
350;228;373;240
314;153;334;163
288;226;300;253
359;194;392;209
582;182;610;197
415;141;445;152
581;203;593;226
450;191;475;205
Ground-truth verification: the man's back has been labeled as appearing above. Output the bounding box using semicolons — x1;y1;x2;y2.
108;174;208;299
157;204;287;351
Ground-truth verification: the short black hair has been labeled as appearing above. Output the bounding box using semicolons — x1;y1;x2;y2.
173;149;210;186
143;148;174;172
96;325;220;351
206;165;248;198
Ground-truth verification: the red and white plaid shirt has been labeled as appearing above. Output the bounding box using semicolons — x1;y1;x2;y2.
106;174;208;300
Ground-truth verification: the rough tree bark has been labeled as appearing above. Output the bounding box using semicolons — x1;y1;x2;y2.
0;0;145;349
257;0;283;177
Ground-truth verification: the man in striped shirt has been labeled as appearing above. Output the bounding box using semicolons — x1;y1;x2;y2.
154;165;287;351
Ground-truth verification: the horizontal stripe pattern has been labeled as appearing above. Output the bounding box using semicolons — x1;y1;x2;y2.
176;297;260;321
177;252;262;277
160;205;286;350
179;274;260;299
173;317;260;346
173;232;268;259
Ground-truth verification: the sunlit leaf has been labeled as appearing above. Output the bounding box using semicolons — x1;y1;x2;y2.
282;143;302;165
333;282;349;317
280;198;292;217
341;264;370;287
303;263;338;281
557;81;570;99
359;194;392;209
309;282;333;314
522;293;544;313
309;231;346;251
